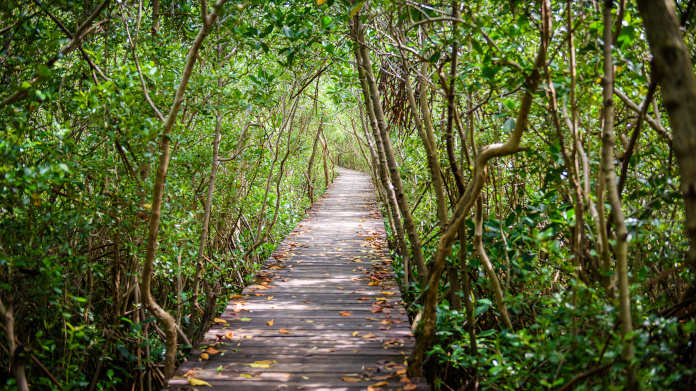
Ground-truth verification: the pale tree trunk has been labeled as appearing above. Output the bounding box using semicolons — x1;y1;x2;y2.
352;16;427;281
408;0;551;376
0;297;28;391
353;44;413;284
140;1;225;379
474;196;513;329
188;36;225;341
600;1;636;387
636;0;696;300
306;80;322;204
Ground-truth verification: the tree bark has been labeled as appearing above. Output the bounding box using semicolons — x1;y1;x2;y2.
601;1;636;387
188;37;225;341
408;0;551;376
352;16;428;281
140;1;225;379
636;0;696;300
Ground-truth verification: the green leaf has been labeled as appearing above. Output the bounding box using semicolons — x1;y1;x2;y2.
282;25;293;38
503;118;515;132
321;16;332;30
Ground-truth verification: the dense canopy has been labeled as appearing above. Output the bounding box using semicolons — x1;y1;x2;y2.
1;0;696;390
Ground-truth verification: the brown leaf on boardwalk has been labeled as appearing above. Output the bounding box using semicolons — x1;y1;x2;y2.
267;296;273;300
371;381;388;387
401;376;412;382
339;311;351;316
267;319;274;327
279;329;291;334
213;318;228;324
352;331;360;337
342;377;362;382
230;294;243;299
362;333;377;338
404;384;418;390
225;331;233;339
396;368;407;375
205;347;221;354
200;352;209;360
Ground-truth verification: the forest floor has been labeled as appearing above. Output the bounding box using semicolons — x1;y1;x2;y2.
166;168;428;390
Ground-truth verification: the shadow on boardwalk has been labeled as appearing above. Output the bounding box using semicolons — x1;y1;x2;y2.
167;168;428;391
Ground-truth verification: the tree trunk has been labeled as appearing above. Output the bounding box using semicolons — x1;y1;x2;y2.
601;1;636;387
352;16;427;281
636;0;696;300
140;3;224;379
407;0;551;376
188;38;225;341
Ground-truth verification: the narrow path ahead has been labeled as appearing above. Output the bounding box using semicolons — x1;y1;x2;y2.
168;168;428;391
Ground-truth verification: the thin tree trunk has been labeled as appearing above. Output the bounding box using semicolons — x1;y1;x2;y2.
408;0;551;376
353;45;413;284
0;297;28;391
600;1;636;387
474;196;513;329
140;2;224;379
188;37;225;341
352;16;427;280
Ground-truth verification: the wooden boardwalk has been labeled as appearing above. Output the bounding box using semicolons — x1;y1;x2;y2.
167;168;428;390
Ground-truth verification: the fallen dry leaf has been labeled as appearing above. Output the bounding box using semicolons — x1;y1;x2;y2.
362;333;377;338
188;378;212;387
213;318;228;324
205;347;221;355
401;376;412;382
200;352;209;360
255;360;277;365
339;311;351;316
371;381;388;387
404;384;418;390
230;294;243;299
246;363;272;368
342;377;362;382
352;331;360;337
267;296;274;300
279;329;292;334
240;373;253;379
267;319;274;326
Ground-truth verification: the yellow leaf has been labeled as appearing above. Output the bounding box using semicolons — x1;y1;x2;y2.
371;381;388;387
267;296;273;300
404;384;418;390
230;294;243;299
267;319;274;326
213;318;228;324
362;333;377;338
339;311;351;316
255;360;277;365
382;292;395;295
350;1;364;18
200;352;209;360
317;0;327;5
352;331;360;337
205;347;221;355
342;377;363;382
188;378;212;387
246;363;271;368
240;374;253;379
279;329;292;334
